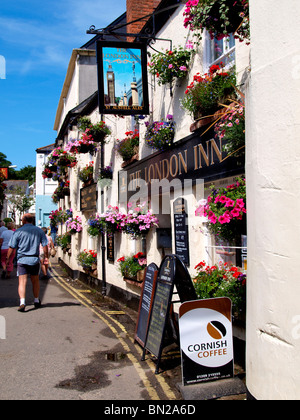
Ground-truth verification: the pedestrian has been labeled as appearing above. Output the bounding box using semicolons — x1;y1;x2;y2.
50;224;58;246
0;222;16;279
0;221;7;237
40;227;54;280
6;213;49;312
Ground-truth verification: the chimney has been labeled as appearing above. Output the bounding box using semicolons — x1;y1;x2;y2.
126;0;161;40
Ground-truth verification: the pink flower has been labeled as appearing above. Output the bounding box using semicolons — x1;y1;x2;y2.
208;213;217;224
231;208;241;218
180;66;187;71
168;64;173;69
225;198;235;208
218;213;231;224
186;40;194;50
236;199;245;209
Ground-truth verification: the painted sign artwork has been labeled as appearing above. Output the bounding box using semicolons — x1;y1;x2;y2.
97;41;149;116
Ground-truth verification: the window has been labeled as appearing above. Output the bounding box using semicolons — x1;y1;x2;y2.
204;32;235;71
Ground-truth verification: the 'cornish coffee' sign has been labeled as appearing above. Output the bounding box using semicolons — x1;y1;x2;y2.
179;297;234;385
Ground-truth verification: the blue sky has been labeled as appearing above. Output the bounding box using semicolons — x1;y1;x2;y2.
0;0;126;170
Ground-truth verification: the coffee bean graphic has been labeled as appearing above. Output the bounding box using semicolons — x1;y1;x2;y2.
207;320;227;340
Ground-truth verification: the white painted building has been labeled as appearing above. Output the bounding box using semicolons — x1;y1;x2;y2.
35;144;58;227
51;0;300;400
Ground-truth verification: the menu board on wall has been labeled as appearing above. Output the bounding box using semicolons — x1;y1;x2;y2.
80;183;98;212
174;198;190;266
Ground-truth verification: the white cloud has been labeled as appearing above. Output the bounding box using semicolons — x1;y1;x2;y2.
0;0;126;74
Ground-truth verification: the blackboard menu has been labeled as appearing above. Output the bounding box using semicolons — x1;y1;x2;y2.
80;183;97;212
135;263;158;347
144;256;175;361
174;198;190;266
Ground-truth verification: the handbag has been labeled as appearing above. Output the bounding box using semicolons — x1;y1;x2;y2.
50;248;57;258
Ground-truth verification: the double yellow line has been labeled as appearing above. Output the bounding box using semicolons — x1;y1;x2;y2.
50;265;177;401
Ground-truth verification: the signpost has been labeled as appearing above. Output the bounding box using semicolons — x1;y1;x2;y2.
179;297;234;386
135;263;158;348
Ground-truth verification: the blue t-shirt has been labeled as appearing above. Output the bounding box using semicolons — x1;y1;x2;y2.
9;224;48;265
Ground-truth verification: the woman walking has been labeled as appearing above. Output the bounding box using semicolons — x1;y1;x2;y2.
0;222;16;279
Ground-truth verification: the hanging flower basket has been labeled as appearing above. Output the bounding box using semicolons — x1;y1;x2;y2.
66;216;83;234
115;130;139;163
78;162;94;186
183;0;250;43
181;63;237;120
78;117;112;144
77;250;98;277
195;177;246;244
117;253;147;284
65;139;98;155
144;115;175;151
148;46;194;86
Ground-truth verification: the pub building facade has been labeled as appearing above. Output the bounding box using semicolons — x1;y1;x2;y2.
53;1;249;323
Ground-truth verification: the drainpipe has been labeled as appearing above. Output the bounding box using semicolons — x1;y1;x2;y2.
100;116;107;296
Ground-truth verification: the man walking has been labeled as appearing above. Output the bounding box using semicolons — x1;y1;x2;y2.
6;214;49;312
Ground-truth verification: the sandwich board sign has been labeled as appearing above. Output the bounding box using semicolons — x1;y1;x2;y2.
134;263;158;348
179;297;234;385
141;255;197;374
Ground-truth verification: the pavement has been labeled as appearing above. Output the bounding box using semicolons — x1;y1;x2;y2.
0;258;182;401
0;257;246;402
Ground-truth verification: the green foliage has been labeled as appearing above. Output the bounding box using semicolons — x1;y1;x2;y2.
117;253;147;279
193;261;246;316
148;46;194;85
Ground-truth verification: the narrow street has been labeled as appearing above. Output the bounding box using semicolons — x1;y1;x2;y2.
0;259;182;401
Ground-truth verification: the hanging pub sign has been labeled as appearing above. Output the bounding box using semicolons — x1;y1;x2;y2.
96;40;149;116
179;297;234;386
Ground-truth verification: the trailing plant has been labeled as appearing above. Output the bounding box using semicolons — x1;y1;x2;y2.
99;165;113;180
181;63;237;119
87;206;127;237
183;0;250;43
193;260;246;316
124;203;159;239
66;216;83;234
49;208;73;227
115;130;139;162
65;138;98;155
78;117;111;144
148;46;194;85
214;101;245;161
195;177;246;243
144;115;175;150
77;249;97;270
117;253;147;279
56;232;72;251
78;162;94;184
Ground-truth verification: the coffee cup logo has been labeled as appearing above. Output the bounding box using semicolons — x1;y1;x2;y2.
207;321;227;340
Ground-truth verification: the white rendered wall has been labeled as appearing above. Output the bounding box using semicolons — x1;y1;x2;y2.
246;0;300;400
